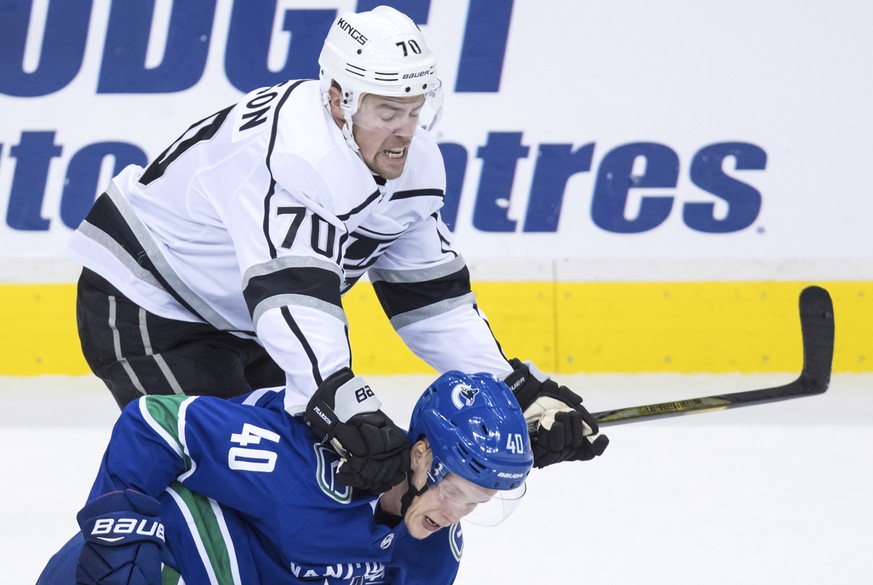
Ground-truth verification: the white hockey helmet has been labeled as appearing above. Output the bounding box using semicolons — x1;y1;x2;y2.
319;6;443;151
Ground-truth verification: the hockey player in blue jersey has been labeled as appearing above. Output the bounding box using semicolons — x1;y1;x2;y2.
38;370;535;584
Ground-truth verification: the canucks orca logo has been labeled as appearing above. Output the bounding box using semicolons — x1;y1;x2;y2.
314;443;352;504
449;523;463;560
450;382;478;410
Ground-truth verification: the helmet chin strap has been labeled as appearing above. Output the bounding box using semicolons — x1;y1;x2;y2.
340;112;362;157
399;471;428;517
337;87;363;157
322;84;363;157
400;444;434;517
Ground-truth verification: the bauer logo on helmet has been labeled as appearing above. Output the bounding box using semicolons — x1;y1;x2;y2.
403;70;431;80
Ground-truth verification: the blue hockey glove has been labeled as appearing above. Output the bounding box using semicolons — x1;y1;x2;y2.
76;489;165;585
304;368;410;493
505;358;609;468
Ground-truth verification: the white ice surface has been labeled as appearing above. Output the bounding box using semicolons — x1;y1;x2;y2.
2;373;871;584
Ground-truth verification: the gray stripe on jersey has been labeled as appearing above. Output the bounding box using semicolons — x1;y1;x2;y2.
389;292;476;329
108;295;147;396
139;307;185;396
369;255;467;284
78;221;165;289
104;183;239;331
251;293;348;327
241;255;343;289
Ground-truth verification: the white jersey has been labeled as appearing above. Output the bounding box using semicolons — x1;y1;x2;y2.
68;80;509;410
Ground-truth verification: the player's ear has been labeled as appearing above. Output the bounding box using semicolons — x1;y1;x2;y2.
327;84;345;126
410;438;431;470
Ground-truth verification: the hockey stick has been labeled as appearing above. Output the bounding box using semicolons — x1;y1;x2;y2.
592;285;834;426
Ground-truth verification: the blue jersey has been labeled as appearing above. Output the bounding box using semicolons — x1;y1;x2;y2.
84;389;463;584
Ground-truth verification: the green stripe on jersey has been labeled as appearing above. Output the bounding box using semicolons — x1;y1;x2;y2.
142;395;196;471
162;565;181;585
168;482;239;585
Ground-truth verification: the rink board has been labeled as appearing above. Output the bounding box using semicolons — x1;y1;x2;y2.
1;280;867;376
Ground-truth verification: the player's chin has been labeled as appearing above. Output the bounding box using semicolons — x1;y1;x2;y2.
375;152;407;179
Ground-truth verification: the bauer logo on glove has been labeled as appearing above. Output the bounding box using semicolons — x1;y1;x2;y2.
76;489;165;585
89;517;165;543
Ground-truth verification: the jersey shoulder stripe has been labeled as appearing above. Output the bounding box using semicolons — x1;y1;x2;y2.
139;395;199;471
140;106;235;186
337;188;382;222
389;188;445;201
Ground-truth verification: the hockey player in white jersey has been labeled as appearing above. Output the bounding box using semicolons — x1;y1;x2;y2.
68;5;608;494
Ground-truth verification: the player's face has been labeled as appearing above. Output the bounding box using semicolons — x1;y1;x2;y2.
404;465;496;540
351;93;425;180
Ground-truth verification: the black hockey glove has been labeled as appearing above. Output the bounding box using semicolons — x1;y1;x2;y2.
76;489;164;585
505;358;609;468
304;368;410;493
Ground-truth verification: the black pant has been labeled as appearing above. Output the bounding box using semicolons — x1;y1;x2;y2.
76;269;285;409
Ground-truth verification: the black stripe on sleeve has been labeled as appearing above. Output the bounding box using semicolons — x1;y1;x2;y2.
243;265;343;317
338;189;382;221
139;106;234;186
280;306;324;387
371;265;472;319
84;194;211;324
390;188;445;201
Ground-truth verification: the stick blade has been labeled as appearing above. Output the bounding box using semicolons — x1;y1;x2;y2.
796;285;834;395
593;285;836;426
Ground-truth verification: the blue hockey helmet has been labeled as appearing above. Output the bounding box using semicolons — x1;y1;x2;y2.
408;371;533;491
